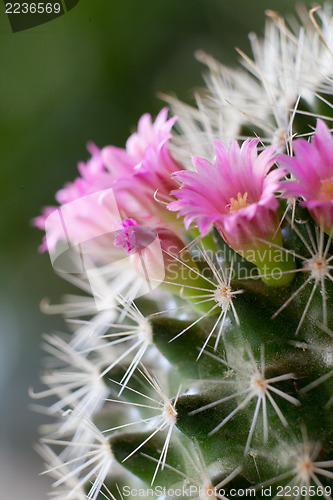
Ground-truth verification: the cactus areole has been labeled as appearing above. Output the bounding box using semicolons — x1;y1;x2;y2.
33;5;333;499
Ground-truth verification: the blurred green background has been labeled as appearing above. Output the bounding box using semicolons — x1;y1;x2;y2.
0;0;314;497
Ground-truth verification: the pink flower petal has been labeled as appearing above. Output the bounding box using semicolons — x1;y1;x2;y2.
168;138;281;252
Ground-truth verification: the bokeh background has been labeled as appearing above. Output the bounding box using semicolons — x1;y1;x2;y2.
0;0;314;498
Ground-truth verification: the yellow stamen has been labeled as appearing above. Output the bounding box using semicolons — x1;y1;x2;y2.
229;192;250;214
319;176;333;201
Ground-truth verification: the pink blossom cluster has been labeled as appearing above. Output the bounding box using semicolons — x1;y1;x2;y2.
35;110;333;275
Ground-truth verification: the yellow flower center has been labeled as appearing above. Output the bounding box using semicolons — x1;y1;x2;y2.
318;176;333;201
229;192;250;214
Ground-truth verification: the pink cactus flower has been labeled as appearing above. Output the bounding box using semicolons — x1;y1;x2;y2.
33;109;183;259
102;107;182;209
168;138;282;253
278;119;333;232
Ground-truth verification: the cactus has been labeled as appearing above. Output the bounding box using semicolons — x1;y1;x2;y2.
33;5;333;500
